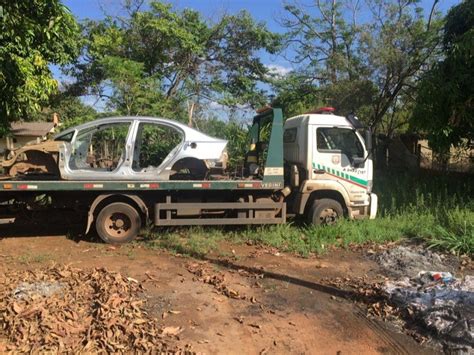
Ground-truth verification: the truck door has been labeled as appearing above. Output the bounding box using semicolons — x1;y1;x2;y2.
311;125;369;199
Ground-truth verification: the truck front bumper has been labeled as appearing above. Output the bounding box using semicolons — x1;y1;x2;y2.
348;192;378;220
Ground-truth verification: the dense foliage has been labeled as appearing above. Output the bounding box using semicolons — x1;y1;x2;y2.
5;0;468;150
0;0;79;133
412;0;474;151
63;1;280;124
274;0;442;137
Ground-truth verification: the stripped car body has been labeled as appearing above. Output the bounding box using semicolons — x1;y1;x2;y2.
2;117;228;180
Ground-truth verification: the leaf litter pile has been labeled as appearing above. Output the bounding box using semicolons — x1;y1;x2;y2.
0;265;186;353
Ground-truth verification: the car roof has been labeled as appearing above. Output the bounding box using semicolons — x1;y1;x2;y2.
55;116;227;142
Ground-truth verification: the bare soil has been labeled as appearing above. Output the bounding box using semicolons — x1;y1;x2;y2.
0;223;441;354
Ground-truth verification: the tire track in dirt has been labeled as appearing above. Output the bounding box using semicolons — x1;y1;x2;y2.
355;307;411;354
355;306;440;355
184;258;425;354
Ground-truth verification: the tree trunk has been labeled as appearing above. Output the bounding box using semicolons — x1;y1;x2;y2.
188;101;195;127
330;0;337;83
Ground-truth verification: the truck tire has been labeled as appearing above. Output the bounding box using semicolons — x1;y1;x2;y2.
96;202;141;244
308;198;343;226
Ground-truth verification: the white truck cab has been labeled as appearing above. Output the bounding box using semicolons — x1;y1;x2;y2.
284;107;377;224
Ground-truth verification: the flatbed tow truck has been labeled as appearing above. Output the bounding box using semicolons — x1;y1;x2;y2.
0;108;377;244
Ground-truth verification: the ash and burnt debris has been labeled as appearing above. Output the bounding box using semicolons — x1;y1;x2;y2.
374;245;455;278
324;245;472;353
383;272;473;352
373;245;473;353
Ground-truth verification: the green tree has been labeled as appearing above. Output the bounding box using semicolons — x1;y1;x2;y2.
66;1;280;124
412;0;474;151
99;56;173;117
31;93;97;129
0;0;79;134
277;0;442;134
362;0;442;131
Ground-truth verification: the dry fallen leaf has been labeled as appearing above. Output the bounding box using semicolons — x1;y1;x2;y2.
12;302;23;314
0;265;180;353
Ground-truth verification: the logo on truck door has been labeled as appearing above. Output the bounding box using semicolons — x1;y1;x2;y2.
331;155;340;164
312;163;368;189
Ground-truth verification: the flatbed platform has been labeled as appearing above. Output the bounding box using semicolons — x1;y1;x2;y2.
0;179;284;192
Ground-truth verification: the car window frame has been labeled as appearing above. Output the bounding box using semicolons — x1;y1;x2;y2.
68;121;133;172
131;120;185;172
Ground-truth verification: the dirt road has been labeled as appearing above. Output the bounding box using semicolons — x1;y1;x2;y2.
0;224;438;354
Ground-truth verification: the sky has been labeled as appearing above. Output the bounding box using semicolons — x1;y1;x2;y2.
56;0;461;113
63;0;459;27
62;0;459;70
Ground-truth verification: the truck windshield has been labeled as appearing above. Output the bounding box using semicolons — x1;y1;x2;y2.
317;128;364;158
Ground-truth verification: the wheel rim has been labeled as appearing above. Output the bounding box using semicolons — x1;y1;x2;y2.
104;212;131;238
319;208;339;225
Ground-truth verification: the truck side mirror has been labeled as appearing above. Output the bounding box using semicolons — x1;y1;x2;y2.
352;156;365;168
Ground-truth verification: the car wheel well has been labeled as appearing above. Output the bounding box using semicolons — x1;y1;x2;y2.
170;157;208;180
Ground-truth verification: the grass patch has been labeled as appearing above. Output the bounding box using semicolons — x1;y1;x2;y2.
142;226;224;257
427;208;474;255
142;171;473;256
17;253;53;265
372;171;473;255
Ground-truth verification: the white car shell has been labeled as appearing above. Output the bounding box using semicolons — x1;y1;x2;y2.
54;116;228;180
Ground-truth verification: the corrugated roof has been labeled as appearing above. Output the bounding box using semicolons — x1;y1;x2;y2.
10;122;55;137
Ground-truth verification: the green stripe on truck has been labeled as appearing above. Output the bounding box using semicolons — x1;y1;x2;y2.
313;163;368;186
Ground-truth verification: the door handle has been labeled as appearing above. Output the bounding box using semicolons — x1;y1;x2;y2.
313;169;325;174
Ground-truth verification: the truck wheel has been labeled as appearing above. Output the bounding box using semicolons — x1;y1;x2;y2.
308;198;343;226
96;202;141;244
